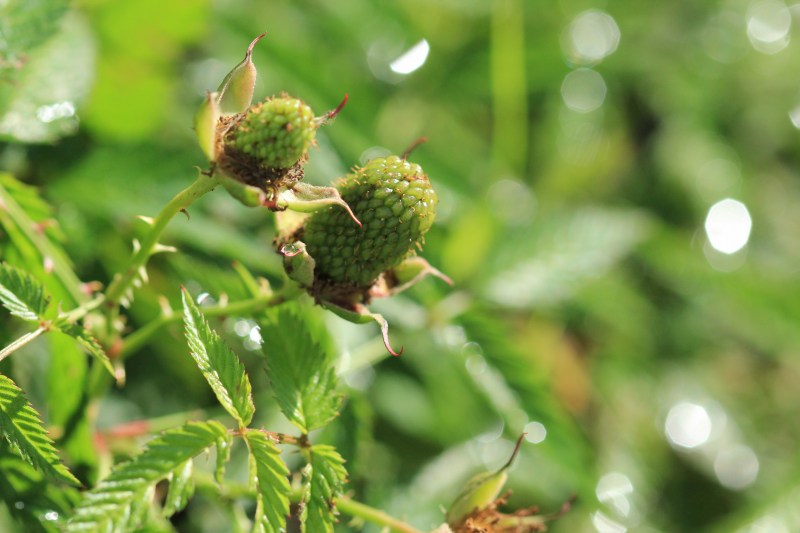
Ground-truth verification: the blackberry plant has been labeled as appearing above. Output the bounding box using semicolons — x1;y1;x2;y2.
0;30;556;533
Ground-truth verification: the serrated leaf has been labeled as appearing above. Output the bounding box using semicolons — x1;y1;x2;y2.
182;288;255;427
260;305;343;434
162;460;194;518
0;449;81;533
0;174;84;307
66;420;230;532
52;322;115;379
0;373;79;486
301;445;347;533
245;430;290;533
0;262;48;321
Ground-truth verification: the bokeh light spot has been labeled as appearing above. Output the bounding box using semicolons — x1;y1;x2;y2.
747;0;791;54
665;402;712;449
592;511;627;533
523;421;547;444
714;444;759;490
390;39;430;75
596;472;634;518
561;68;607;113
565;10;621;64
704;198;752;254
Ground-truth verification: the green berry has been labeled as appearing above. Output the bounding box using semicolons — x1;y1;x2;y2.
224;96;315;169
302;155;437;289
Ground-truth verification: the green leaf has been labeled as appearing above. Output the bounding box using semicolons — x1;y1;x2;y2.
0;174;84;307
260;304;343;434
66;420;230;532
301;445;347;533
481;207;651;308
52;322;115;379
0;263;48;322
162;460;195;518
0;0;69;67
0;12;95;143
0;373;79;486
0;449;80;533
182;288;255;427
244;430;291;533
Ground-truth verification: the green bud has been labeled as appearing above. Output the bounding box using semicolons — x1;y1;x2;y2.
216;32;265;115
445;434;525;525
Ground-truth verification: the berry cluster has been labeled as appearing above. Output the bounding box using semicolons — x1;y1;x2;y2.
302;156;437;297
197;34;449;354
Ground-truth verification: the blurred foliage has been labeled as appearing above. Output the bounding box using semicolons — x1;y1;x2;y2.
2;0;800;531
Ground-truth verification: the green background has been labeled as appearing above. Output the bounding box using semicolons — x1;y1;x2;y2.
2;0;799;531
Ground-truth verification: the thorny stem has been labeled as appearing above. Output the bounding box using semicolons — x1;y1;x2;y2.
104;174;219;310
119;285;298;358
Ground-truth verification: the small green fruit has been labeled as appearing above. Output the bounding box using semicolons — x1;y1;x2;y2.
223;96;316;170
301;155;437;291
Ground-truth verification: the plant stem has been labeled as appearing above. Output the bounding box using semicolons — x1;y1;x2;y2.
119;286;296;358
104;174;219;307
336;496;425;533
0;326;45;363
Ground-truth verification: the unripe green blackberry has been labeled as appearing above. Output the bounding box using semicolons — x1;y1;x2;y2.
302;155;437;290
223;96;315;169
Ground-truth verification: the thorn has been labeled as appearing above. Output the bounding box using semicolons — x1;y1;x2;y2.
401;137;428;160
157;295;173;317
43;256;54;273
132;239;141;253
180;208;190;220
153;244;178;254
136;215;154;225
114;363;126;387
137;266;148;284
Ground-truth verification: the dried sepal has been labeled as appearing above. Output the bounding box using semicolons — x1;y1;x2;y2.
320;301;403;356
373;256;453;298
276;182;361;226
